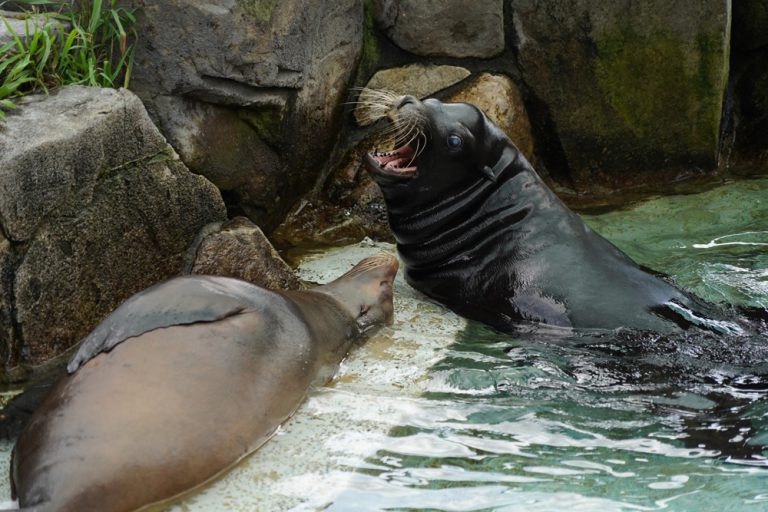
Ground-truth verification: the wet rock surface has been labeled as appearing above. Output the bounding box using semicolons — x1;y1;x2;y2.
0;86;226;370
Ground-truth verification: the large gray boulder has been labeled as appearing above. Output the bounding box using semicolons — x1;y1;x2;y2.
129;0;363;229
373;0;504;58
0;86;227;369
0;236;18;369
511;0;731;188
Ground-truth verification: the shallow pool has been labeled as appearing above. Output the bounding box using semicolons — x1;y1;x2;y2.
2;177;767;511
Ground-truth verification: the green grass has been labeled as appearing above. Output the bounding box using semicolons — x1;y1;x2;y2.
0;0;136;120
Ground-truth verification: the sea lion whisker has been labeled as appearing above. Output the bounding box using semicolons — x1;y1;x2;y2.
355;87;400;99
350;86;397;97
406;132;422;168
373;124;403;142
394;120;417;148
345;99;394;108
342;100;391;108
401;126;422;155
391;117;412;143
414;131;428;160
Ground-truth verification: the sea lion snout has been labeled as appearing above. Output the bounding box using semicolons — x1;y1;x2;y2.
351;253;399;328
320;253;399;330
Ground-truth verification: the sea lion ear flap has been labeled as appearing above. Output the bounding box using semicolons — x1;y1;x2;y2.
481;165;497;182
480;146;517;182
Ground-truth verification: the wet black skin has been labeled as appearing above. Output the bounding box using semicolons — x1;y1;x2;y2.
366;97;727;334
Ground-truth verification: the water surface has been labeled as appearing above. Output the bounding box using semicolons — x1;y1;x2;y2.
1;178;767;511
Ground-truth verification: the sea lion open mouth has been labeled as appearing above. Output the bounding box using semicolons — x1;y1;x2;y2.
365;143;418;180
355;88;426;182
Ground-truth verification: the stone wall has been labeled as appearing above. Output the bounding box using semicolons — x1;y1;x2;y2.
274;0;762;249
0;87;227;374
125;0;364;231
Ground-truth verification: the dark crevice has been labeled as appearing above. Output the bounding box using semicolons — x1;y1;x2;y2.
186;76;295;108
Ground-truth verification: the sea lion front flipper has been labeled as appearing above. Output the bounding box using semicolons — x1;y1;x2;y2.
67;276;260;373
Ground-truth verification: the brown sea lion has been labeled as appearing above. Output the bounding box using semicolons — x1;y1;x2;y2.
11;253;398;511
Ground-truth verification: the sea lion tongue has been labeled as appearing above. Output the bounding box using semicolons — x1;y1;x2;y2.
370;144;418;173
315;253;399;331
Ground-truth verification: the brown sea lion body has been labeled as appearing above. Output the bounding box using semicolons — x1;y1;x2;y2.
11;254;398;511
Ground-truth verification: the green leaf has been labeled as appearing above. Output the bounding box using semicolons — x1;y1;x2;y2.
0;40;17;53
1;17;25;53
109;9;124;35
0;52;22;76
88;0;103;35
37;28;53;73
0;76;36;97
0;99;17;109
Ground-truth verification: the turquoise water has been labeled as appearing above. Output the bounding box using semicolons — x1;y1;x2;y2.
1;178;767;511
293;177;768;511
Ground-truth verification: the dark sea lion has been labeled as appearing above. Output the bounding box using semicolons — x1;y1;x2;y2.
10;253;398;512
361;91;741;335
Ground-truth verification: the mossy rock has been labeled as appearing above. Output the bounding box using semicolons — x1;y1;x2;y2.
512;0;731;188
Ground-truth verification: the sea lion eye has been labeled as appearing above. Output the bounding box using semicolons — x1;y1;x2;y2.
447;134;463;148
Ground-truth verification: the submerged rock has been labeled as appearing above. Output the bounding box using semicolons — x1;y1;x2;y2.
0;86;226;370
188;217;303;291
